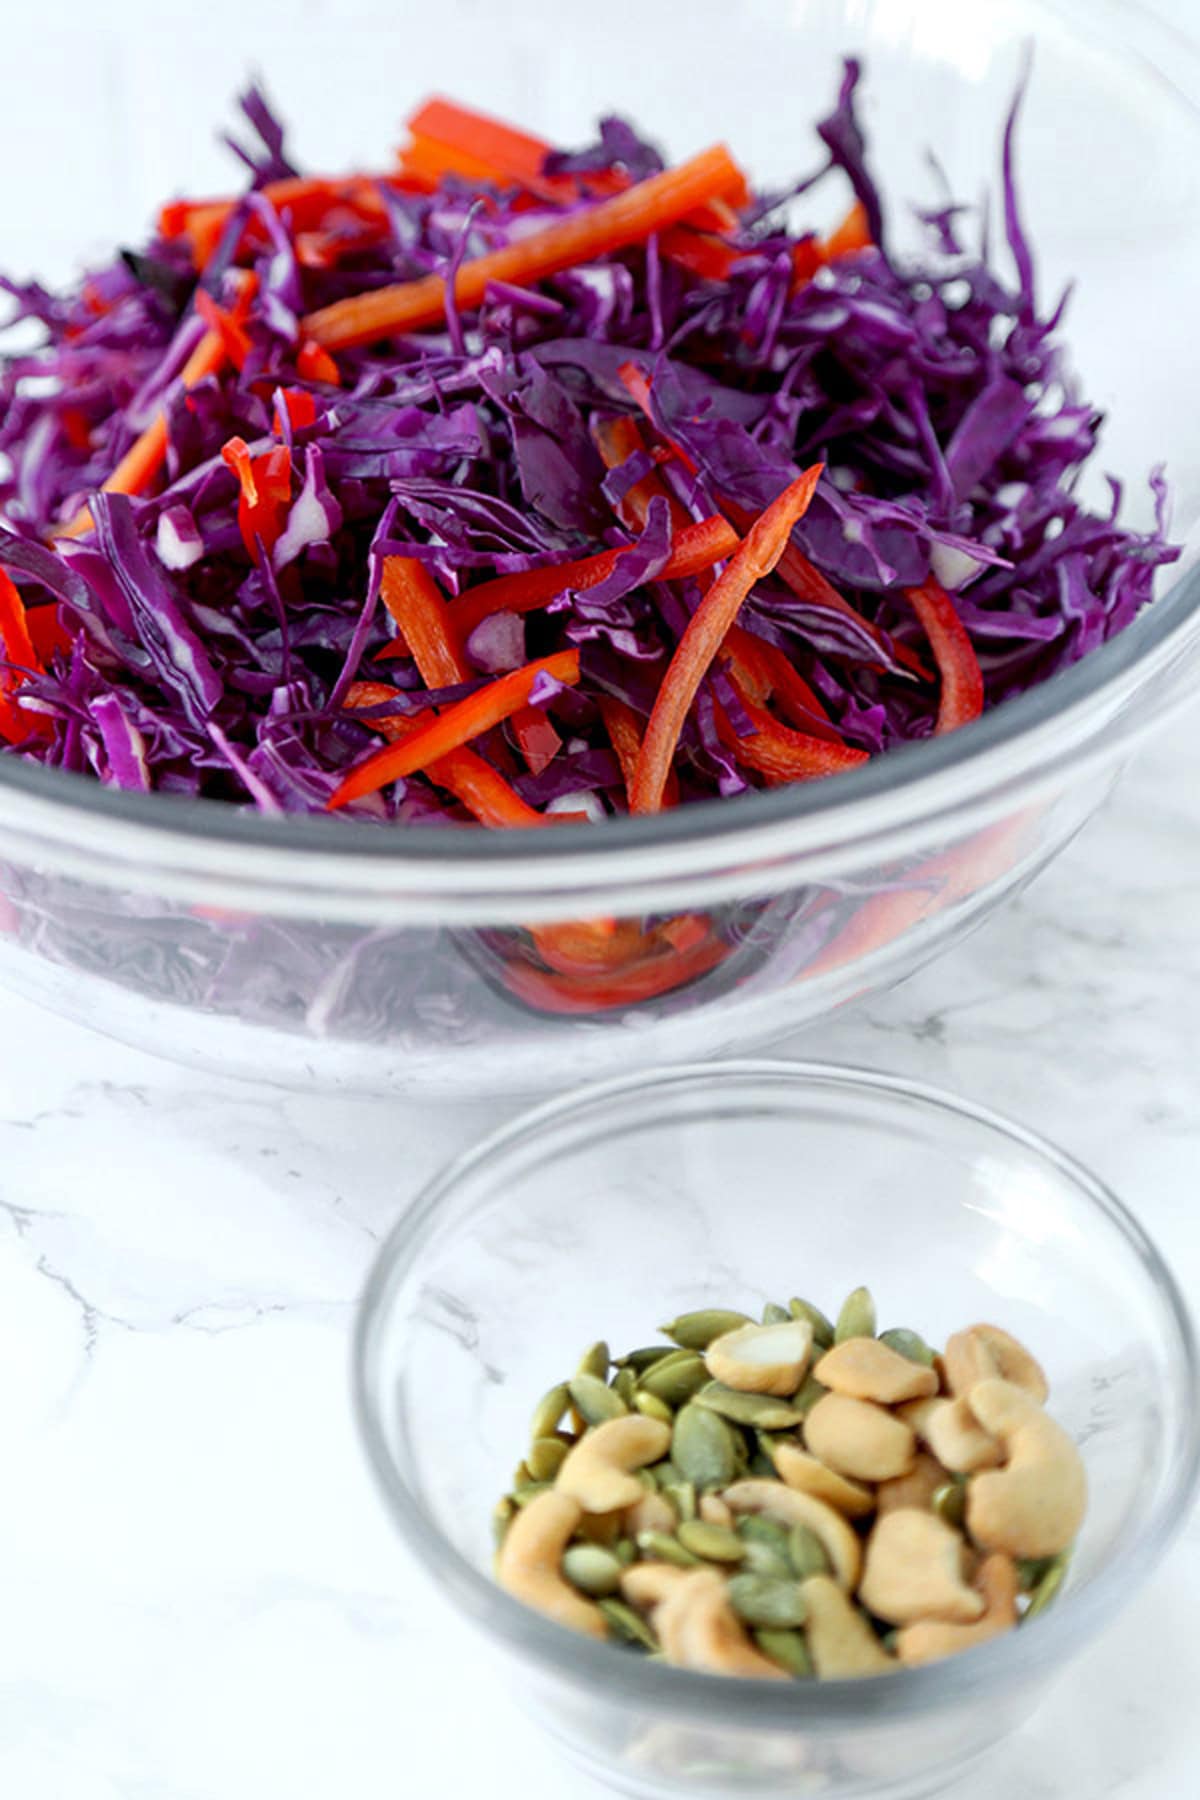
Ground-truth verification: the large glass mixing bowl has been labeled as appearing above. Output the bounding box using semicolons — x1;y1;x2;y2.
1;0;1198;1094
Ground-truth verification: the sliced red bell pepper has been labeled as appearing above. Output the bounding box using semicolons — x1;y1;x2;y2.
499;929;728;1014
220;437;293;560
903;577;985;733
379;557;470;687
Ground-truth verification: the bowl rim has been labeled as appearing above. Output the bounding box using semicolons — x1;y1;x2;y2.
353;1058;1200;1727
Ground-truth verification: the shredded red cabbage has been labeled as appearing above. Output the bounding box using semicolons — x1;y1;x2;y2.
0;64;1178;819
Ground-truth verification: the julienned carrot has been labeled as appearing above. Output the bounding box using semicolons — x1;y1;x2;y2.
658;225;741;282
380;556;470;687
161;175;395;269
904;577;985;733
346;681;546;829
302;144;747;349
500;928;728;1015
442;513;738;641
329;649;581;808
404;97;572;195
597;692;679;810
821;199;873;262
630;466;825;814
591;414;691;534
195;289;251;371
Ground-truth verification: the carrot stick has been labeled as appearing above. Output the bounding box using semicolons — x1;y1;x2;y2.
329;649;581;808
161;175;395;268
302;144;747;349
630;466;824;814
591;414;691;533
597;693;679;811
380;557;470;687
404;97;567;192
442;513;737;641
904;577;984;733
822;199;873;260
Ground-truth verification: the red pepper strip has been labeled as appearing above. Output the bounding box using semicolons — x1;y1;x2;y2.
60;407;93;453
195;288;251;371
597;693;679;811
60;327;228;537
630;467;824;814
302;144;748;349
27;605;74;662
379;556;470;687
161;175;394;269
659;225;741;282
273;389;319;435
346;681;548;829
220;438;293;559
441;513;738;642
715;689;868;784
590;414;692;535
903;577;985;733
510;708;561;776
719;624;843;745
803;886;944;982
499;929;728;1015
296;339;342;386
0;569;51;743
530;917;653;976
329;649;581;809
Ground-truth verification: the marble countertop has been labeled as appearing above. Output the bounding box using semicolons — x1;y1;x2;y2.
2;709;1197;1800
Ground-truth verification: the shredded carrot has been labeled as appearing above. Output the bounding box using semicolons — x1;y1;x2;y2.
719;624;841;742
630;466;825;814
404;97;567;193
597;693;678;810
822;199;873;261
302;144;747;349
329;649;581;808
346;681;546;828
161;175;394;269
530;918;650;976
904;577;985;733
380;557;470;687
195;289;251;371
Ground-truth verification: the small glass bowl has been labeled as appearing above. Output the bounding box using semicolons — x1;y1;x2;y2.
354;1062;1200;1799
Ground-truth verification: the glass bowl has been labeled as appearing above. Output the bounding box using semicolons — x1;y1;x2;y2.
354;1060;1200;1800
3;0;1200;1093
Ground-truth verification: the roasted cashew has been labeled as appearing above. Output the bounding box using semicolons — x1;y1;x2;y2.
944;1325;1048;1403
620;1561;694;1611
965;1378;1086;1558
875;1450;951;1516
805;1393;916;1482
814;1337;939;1405
625;1490;677;1538
654;1568;788;1679
900;1395;1002;1474
496;1489;607;1638
801;1575;896;1678
704;1319;813;1397
896;1553;1019;1666
770;1441;875;1519
858;1507;984;1626
556;1415;672;1513
723;1478;862;1590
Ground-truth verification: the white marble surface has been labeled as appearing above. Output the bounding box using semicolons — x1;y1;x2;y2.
1;708;1197;1800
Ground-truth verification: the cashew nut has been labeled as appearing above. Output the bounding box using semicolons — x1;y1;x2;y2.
858;1508;984;1626
875;1450;950;1516
620;1561;694;1611
699;1492;735;1528
800;1575;896;1678
704;1319;813;1397
723;1478;862;1590
556;1415;672;1513
770;1441;875;1520
804;1393;916;1482
625;1490;677;1538
654;1568;788;1679
814;1336;939;1405
944;1324;1048;1403
496;1489;607;1638
896;1553;1019;1667
900;1396;1002;1474
965;1378;1086;1558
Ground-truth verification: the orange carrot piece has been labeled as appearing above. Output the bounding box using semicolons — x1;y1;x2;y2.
380;557;470;687
659;225;741;282
500;929;727;1014
597;693;679;811
302;144;747;349
405;97;561;188
194;288;252;371
904;577;984;733
823;199;873;261
296;339;342;385
630;466;824;814
346;681;547;829
591;414;691;534
329;649;581;808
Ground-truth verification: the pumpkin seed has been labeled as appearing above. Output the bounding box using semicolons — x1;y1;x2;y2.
600;1598;658;1650
616;1346;676;1373
526;1436;570;1483
639;1349;709;1406
614;1537;638;1567
672;1402;741;1490
878;1327;936;1368
647;1459;682;1490
835;1286;877;1343
637;1529;700;1568
492;1496;515;1548
693;1382;804;1430
931;1480;967;1529
1023;1553;1070;1621
737;1515;793;1579
635;1391;675;1426
612;1366;638;1408
562;1543;624;1597
728;1572;809;1629
664;1480;697;1523
789;1297;835;1349
678;1520;745;1564
747;1449;777;1480
530;1382;570;1441
762;1301;791;1326
568;1373;628;1426
660;1308;752;1350
741;1539;792;1579
576;1340;610;1381
755;1627;814;1677
1015;1554;1060;1591
787;1523;830;1580
512;1481;554;1507
790;1373;829;1417
511;1459;533;1489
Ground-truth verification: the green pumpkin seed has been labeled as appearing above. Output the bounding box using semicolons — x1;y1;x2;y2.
562;1543;624;1597
755;1627;813;1678
1015;1554;1060;1591
762;1301;791;1326
747;1449;777;1480
790;1374;829;1417
664;1480;697;1524
512;1459;533;1489
492;1496;516;1548
637;1529;700;1568
612;1366;638;1408
660;1308;752;1350
693;1382;804;1430
614;1537;638;1567
931;1481;967;1529
512;1481;554;1507
672;1402;741;1490
527;1436;570;1483
787;1523;830;1580
639;1349;709;1406
616;1346;676;1373
835;1286;877;1343
1023;1553;1070;1621
737;1516;793;1579
789;1297;835;1349
530;1381;570;1441
728;1573;809;1629
568;1373;628;1426
647;1459;682;1490
634;1391;675;1426
576;1340;610;1381
741;1540;792;1579
878;1327;936;1368
600;1598;658;1650
678;1520;745;1564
